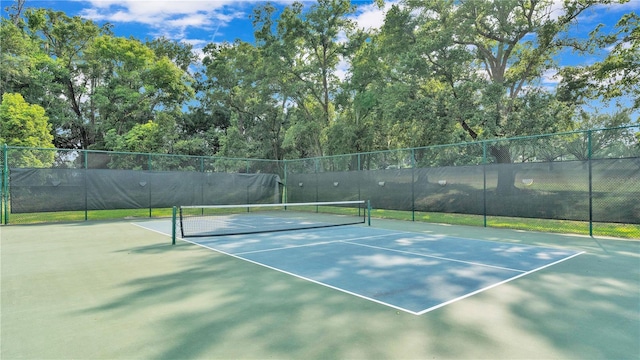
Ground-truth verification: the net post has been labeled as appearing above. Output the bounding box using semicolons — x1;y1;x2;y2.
171;206;177;245
367;200;371;226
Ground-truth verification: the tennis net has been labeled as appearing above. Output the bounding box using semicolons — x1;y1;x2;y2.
175;200;370;239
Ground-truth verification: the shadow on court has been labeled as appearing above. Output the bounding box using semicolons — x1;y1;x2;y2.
1;221;638;359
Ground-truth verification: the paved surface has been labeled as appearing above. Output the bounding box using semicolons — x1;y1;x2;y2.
1;220;638;359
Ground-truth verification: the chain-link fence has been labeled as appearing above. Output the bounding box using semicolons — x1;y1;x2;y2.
1;147;282;223
2;127;639;238
285;126;640;238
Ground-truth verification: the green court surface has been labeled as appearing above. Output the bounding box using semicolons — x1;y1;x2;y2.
1;220;638;359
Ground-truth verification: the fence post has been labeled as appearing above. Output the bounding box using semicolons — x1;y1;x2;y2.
283;160;288;205
0;146;2;225
315;158;319;202
84;149;88;221
588;130;593;237
411;148;415;222
2;144;7;224
482;141;488;228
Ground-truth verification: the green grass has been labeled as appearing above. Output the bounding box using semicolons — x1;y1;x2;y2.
3;205;638;239
4;208;175;224
371;209;640;239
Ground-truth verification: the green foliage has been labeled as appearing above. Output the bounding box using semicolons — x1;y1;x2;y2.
200;39;286;160
105;113;176;155
218;121;250;159
88;36;194;145
19;9;108;148
249;0;357;157
172;138;208;157
8;9;194;150
565;112;637;160
282;111;324;159
145;37;197;72
396;0;599;141
0;93;52;146
0;93;54;166
2;1;637;164
560;11;639;110
0;18;61;134
125;121;162;153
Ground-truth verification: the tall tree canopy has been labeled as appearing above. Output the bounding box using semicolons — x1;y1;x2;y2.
559;11;639;110
0;0;636;165
0;93;54;166
1;9;195;150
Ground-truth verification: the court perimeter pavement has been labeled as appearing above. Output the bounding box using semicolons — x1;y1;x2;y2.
1;219;638;359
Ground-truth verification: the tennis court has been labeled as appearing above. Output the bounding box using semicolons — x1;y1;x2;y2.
1;214;638;359
139;205;582;315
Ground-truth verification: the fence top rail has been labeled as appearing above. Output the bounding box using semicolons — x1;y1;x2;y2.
1;145;280;164
2;125;638;166
282;125;639;163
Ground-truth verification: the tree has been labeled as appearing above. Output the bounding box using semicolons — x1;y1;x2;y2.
565;111;637;160
590;12;639;110
0;19;50;101
21;9;110;149
254;0;357;157
197;1;361;161
105;120;166;154
88;35;194;147
0;93;54;166
200;40;286;160
349;30;460;151
20;9;194;150
401;0;599;136
145;37;198;72
378;0;608;192
174;107;230;156
3;0;26;26
559;11;639;111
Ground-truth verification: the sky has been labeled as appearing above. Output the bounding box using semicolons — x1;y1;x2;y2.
3;1;636;54
1;0;638;113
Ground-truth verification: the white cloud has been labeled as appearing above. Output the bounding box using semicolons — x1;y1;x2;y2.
350;0;400;31
84;0;237;14
606;40;633;53
547;0;566;21
335;57;349;81
79;0;253;40
166;13;211;29
541;68;562;85
603;0;640;12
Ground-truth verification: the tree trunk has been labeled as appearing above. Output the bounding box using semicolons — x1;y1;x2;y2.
490;145;517;195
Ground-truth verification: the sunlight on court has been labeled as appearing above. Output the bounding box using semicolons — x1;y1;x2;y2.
137;217;582;315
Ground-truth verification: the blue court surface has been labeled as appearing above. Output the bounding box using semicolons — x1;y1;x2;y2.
137;220;583;315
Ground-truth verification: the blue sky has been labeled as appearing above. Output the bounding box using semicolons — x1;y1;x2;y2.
2;0;638;114
4;1;635;53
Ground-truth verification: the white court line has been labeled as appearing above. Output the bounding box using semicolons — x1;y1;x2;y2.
184;233;585;316
132;221;585;316
174;233;422;315
131;222;172;237
342;240;528;273
234;232;408;255
413;251;585;315
235;230;528;272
